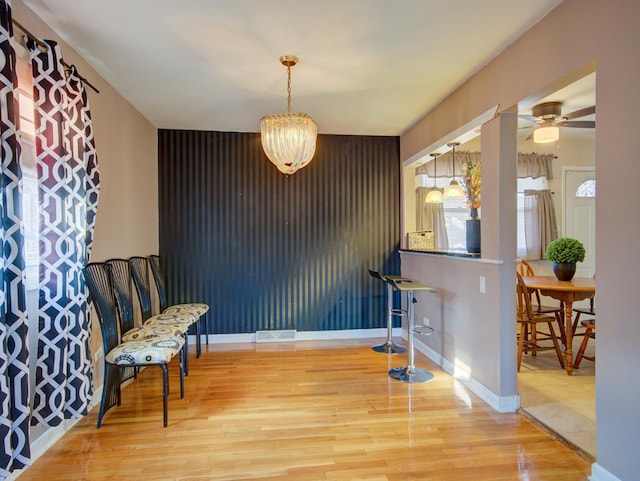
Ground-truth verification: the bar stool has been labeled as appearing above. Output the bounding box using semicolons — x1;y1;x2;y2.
387;278;438;383
368;270;410;354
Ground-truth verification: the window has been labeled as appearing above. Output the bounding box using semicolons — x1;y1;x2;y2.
576;179;596;198
16;54;39;288
517;177;548;257
417;174;469;250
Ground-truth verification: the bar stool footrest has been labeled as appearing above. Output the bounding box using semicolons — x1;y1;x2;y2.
412;326;434;336
388;366;434;383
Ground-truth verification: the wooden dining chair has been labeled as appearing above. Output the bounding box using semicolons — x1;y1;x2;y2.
572;273;595;337
573;319;596;369
516;272;565;372
517;258;566;345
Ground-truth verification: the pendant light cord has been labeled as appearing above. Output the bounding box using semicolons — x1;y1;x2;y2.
287;65;292;113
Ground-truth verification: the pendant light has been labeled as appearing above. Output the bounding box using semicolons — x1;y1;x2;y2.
424;152;443;203
261;55;318;175
444;141;465;198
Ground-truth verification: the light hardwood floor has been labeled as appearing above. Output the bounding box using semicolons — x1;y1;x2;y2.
17;339;591;480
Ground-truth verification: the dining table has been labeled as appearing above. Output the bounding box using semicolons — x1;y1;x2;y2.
522;275;595;375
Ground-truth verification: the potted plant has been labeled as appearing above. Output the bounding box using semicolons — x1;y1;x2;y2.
545;237;586;281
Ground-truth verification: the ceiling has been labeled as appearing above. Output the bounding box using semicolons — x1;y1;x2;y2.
21;0;570;136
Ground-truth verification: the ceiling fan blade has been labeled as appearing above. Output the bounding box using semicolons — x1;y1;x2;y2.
564;105;596;120
562;120;596;128
519;114;538;122
525;129;533;141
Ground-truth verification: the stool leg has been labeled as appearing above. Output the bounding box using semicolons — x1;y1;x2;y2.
389;290;434;383
372;283;406;354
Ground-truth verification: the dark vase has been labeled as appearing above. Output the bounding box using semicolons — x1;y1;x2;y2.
553;262;576;281
466;208;481;254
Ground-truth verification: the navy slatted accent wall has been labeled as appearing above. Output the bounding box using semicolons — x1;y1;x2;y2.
158;130;400;335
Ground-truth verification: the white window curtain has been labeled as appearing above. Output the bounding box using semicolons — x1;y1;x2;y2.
523;189;557;260
415;151;481;177
415;187;449;250
416;151;553;179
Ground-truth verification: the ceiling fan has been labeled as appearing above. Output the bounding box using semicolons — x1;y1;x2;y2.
520;101;596;143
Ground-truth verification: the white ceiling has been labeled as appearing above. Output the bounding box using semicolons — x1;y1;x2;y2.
21;0;570;136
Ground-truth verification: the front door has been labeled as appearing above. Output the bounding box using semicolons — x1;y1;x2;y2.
563;167;596;278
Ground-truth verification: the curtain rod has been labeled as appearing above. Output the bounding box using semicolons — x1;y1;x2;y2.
12;19;100;94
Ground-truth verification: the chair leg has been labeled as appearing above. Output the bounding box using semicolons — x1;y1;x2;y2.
97;362;121;428
547;321;565;369
573;326;594;369
555;312;566;347
183;333;190;376
530;323;538;356
195;317;201;358
180;347;185;399
161;364;169;427
517;322;526;372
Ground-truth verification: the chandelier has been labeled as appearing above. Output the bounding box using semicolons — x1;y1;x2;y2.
261;55;317;175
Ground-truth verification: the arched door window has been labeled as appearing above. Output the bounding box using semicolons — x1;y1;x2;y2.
576;179;596;198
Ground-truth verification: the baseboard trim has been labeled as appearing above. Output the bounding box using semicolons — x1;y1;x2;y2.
5;387;103;481
407;331;520;413
589;463;622;481
201;328;395;345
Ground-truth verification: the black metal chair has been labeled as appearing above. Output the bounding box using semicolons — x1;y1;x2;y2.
148;255;210;356
107;258;192;374
129;256;204;359
84;262;185;427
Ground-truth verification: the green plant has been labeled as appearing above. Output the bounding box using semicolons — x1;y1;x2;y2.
545;237;586;263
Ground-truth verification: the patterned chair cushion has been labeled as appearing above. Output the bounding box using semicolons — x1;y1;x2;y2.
122;325;185;342
105;337;184;365
143;313;196;331
164;303;209;317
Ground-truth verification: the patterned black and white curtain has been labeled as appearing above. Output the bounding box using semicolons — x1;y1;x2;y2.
0;0;31;474
28;38;100;426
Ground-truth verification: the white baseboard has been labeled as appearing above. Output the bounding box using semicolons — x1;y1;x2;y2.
589;463;622;481
201;328;394;345
5;387;103;481
407;331;520;413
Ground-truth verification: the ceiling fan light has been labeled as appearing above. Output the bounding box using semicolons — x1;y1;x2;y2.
533;125;559;143
444;180;465;198
425;187;444;203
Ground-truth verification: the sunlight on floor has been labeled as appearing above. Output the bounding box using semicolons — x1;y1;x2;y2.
517;330;595;457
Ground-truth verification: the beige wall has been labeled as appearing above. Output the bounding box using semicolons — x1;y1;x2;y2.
400;1;639;480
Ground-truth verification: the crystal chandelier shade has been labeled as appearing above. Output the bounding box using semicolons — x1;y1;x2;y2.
260;55;317;175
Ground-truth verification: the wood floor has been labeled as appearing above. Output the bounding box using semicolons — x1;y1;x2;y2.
17;339;591;480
